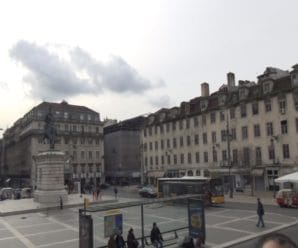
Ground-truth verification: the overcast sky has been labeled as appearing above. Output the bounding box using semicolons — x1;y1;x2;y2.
0;0;298;135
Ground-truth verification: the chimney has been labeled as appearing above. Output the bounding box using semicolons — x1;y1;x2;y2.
227;72;235;88
201;82;209;97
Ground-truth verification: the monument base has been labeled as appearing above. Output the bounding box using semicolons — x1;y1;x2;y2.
33;150;68;204
34;190;68;204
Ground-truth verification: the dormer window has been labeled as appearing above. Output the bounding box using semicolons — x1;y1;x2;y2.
64;112;68;119
200;100;207;111
263;80;273;94
239;88;248;100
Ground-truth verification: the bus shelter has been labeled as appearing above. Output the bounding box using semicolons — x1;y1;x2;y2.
79;194;206;248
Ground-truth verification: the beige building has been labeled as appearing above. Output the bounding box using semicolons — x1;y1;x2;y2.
2;101;104;189
142;65;298;192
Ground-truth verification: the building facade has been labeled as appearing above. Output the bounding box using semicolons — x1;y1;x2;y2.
2;101;104;189
141;65;298;191
104;116;146;185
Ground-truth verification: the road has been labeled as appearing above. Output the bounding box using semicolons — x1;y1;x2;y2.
0;187;296;247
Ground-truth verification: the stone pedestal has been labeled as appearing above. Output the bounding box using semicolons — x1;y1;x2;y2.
34;151;68;204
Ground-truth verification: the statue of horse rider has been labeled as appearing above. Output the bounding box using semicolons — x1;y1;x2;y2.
43;107;57;150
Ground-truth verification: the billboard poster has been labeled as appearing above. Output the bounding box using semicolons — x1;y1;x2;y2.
188;198;205;244
79;214;93;248
104;212;123;238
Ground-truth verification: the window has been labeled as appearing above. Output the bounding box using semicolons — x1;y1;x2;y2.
167;155;171;164
144;129;147;137
155;141;158;150
172;138;176;148
212;131;217;143
96;151;100;159
154;126;158;135
73;151;77;159
81;151;85;159
149;127;152;136
222;150;227;161
256;147;262;165
252;102;259;115
243;147;250;166
188;153;192;163
179;120;184;130
279;99;286;114
202;115;206;126
230;108;235;119
172;121;176;131
220;111;225;121
231;128;237;140
242;126;248;139
268;146;275;160
65;124;69;131
95;127;99;133
73;164;77;174
150;157;153;165
180;154;184;164
160;124;164;134
194;117;199;127
210;112;216;123
296;118;298;133
187;136;191;146
283;144;290;159
254;124;261;137
161;156;164;165
88;164;93;173
81;138;85;145
166;123;170;132
180;136;184;147
204;152;208;163
232;149;238;163
221;130;226;142
155;156;159;165
80;114;84;120
240;104;247;117
203;133;208;144
149;142;153;150
266;122;274;136
81;164;85;173
166;139;170;148
281;120;288;134
186;119;190;129
194;134;199;145
73;125;77;132
81;125;85;132
160;140;164;150
195;152;200;163
265;100;272;112
213;149;217;162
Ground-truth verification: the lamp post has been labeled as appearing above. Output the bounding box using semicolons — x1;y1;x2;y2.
226;114;233;198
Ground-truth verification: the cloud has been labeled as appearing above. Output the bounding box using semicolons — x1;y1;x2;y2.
0;81;8;91
10;40;157;101
148;94;171;108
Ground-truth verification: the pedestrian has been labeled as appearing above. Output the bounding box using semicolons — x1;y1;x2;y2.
127;228;139;248
150;222;163;248
92;185;96;201
108;235;117;248
256;198;265;228
114;187;118;199
96;185;101;200
256;232;297;248
116;231;126;248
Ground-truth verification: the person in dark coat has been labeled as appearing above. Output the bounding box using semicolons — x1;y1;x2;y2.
114;187;118;199
108;235;116;248
116;231;126;248
150;222;163;248
127;228;138;248
256;198;265;228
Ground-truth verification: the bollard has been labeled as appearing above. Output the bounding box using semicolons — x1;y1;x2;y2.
60;196;63;210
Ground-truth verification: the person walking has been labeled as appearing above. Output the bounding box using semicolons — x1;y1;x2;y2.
256;198;265;228
114;187;118;199
150;222;163;248
127;228;138;248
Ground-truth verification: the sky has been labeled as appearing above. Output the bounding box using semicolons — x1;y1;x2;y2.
0;0;298;136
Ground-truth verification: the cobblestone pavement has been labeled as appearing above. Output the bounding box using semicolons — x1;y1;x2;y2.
0;198;296;248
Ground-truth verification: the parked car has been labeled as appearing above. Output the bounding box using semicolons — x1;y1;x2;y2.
100;183;110;189
0;187;14;200
138;187;157;198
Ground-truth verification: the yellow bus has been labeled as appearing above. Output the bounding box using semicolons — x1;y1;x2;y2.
157;176;225;205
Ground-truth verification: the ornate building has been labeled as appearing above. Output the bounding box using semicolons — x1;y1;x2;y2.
141;65;298;191
2;101;104;189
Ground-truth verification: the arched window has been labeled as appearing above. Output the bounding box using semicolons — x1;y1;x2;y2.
187;170;193;176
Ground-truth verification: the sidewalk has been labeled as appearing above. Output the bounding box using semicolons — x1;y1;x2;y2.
0;193;117;216
224;190;277;206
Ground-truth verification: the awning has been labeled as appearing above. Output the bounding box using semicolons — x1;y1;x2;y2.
275;172;298;183
251;169;264;176
147;171;165;178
